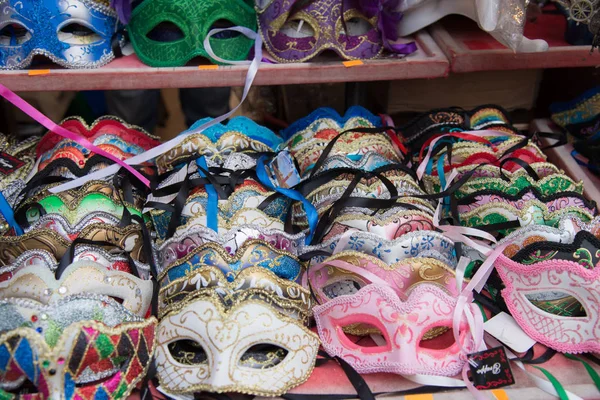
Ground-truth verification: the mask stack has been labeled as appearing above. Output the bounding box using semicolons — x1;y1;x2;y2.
0;116;159;399
0;103;599;398
551;86;600;176
147;116;319;397
401;104;600;362
275;106;482;379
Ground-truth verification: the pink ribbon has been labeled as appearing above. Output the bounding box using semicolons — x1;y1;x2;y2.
0;84;150;187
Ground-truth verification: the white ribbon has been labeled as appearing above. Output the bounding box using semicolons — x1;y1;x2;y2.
50;27;264;193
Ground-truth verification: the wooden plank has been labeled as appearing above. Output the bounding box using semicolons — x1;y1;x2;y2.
0;31;448;92
532;118;600;203
430;12;600;73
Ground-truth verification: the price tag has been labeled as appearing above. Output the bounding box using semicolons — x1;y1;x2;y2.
468;346;515;390
28;70;50;76
342;60;363;67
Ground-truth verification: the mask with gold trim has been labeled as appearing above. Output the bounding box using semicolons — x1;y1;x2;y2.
256;0;385;62
0;295;156;399
155;291;318;396
159;240;303;286
156;225;305;271
158;265;312;322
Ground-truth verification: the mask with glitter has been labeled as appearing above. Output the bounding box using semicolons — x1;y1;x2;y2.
0;0;123;69
0;294;156;399
0;261;154;317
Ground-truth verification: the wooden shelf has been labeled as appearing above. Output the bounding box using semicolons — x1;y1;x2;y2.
0;32;448;92
430;11;600;73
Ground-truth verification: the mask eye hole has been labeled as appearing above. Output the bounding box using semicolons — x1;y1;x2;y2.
525;292;587;317
239;344;288;369
340;16;372;37
280;18;315;39
168;340;208;365
208;20;241;39
146;22;185;43
323;279;362;299
0;23;31;46
419;326;455;350
58;23;102;45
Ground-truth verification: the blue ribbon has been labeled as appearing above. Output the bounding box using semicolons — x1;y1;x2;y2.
196;157;218;232
0;192;22;235
425;137;454;176
436;153;451;214
256;156;318;245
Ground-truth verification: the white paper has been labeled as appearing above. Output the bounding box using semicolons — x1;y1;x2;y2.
484;311;536;353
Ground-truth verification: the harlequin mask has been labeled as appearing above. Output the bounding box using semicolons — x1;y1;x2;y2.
460;200;595;235
128;0;257;67
256;0;387;62
24;212;121;240
495;254;600;353
155;291;319;396
150;180;289;239
0;246;149;281
550;87;600;135
155;130;275;175
510;230;600;269
314;283;478;376
0;295;156;399
0;0;123;69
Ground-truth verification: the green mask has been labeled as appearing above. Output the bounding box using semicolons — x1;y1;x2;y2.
128;0;257;67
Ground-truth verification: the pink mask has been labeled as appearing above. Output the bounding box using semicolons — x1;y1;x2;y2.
308;254;463;305
495;254;600;354
314;283;478;376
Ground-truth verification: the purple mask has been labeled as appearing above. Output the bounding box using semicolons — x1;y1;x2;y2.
256;0;386;62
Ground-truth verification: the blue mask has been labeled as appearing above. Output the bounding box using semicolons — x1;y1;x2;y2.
0;0;122;69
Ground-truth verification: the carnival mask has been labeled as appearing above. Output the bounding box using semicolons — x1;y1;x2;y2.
155;292;318;396
128;0;257;66
314;284;478;376
0;0;122;69
256;0;385;62
495;254;600;353
0;295;156;399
